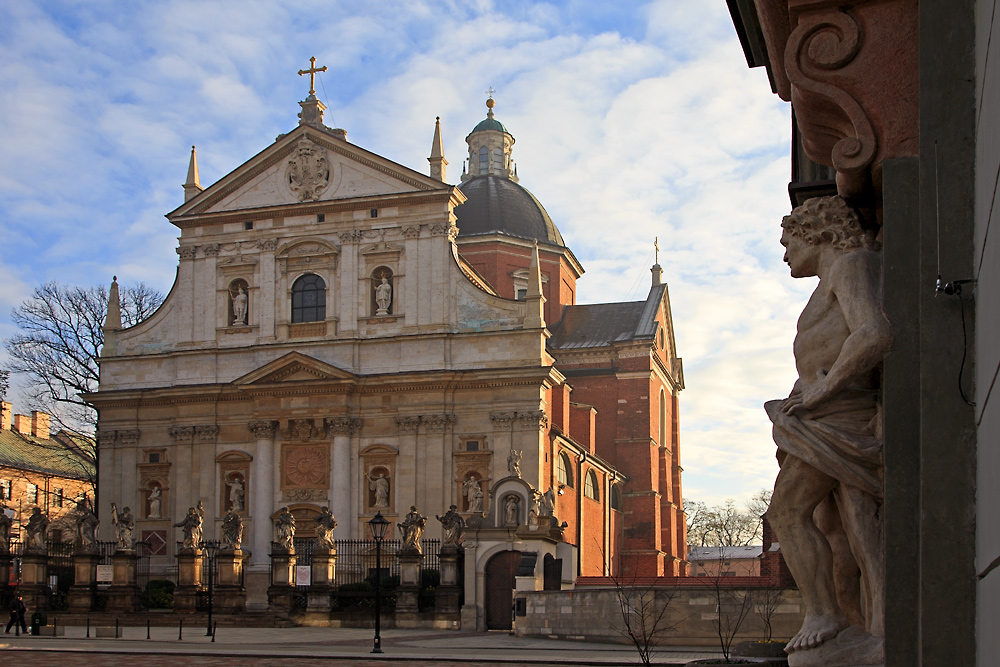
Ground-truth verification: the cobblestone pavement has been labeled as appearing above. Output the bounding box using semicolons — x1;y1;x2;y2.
1;653;582;667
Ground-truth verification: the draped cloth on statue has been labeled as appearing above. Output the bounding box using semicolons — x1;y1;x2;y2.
765;389;882;499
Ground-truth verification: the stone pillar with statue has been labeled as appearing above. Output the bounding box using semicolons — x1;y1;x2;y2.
20;507;50;612
106;503;141;612
215;508;247;613
173;501;205;612
435;505;465;614
307;507;338;613
395;506;426;614
268;507;297;610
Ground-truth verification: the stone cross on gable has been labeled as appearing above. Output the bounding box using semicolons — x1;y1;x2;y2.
298;56;328;96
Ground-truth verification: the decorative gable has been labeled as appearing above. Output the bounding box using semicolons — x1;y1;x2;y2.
233;352;356;387
168;126;449;223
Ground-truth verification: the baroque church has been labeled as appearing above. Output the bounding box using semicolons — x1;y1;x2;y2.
87;75;687;623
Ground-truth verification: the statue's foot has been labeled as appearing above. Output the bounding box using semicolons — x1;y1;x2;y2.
786;614;849;653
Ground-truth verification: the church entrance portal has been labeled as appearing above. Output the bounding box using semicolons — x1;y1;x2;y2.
484;550;522;630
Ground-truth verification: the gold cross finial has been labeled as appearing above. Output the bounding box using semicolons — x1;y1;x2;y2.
655;236;660;264
486;87;496;99
298;56;328;96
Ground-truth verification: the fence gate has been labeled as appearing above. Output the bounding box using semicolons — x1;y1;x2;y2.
484;550;521;630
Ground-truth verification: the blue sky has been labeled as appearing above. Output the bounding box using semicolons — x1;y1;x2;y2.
0;0;814;506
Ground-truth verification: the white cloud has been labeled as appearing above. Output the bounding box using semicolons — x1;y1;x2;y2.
0;0;802;508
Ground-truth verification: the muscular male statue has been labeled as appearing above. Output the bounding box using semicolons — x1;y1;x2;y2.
764;197;890;661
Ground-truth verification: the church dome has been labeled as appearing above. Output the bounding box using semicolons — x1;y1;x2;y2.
469;116;510;136
455;174;565;246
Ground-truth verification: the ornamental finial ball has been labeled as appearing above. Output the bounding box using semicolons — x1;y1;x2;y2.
486;98;495;109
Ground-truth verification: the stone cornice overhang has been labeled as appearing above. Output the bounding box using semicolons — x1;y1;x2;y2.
84;365;565;409
168;188;464;230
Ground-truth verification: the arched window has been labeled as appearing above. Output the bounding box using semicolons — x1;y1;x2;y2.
291;274;326;323
556;452;574;488
493;147;504;171
584;470;599;500
479;147;489;174
610;484;622;511
659;390;667;447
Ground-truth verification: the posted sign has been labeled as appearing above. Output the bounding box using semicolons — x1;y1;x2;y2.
96;565;114;585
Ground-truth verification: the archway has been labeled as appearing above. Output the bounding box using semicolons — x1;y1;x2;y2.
484;550;521;630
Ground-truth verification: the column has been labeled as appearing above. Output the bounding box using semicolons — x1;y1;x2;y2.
248;420;278;567
325;417;361;531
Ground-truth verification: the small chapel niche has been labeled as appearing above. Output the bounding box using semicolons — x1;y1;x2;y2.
371;267;394;316
218;450;252;515
228;278;250;327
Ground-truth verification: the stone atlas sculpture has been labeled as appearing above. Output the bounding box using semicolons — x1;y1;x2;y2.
25;507;49;551
75;499;99;550
222;508;244;550
367;471;390;508
436;505;465;547
375;276;392;315
147;486;162;518
232;286;248;325
463;475;484;513
764;196;890;666
274;506;296;551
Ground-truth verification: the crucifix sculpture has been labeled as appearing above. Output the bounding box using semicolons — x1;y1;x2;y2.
298;56;328;96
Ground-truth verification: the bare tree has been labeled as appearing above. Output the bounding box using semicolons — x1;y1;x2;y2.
685;490;772;547
751;586;786;642
0;369;9;399
709;551;755;663
5;280;164;433
602;539;678;665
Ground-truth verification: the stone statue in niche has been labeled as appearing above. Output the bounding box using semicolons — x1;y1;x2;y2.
375;275;392;315
147;485;162;519
398;506;426;554
507;449;521;478
463;475;484;513
436;505;465;547
366;470;390;508
222;508;243;550
504;495;520;528
111;503;134;551
25;507;49;551
75;499;99;551
764;196;890;663
174;501;205;549
0;502;12;554
274;506;296;551
315;506;337;549
232;286;248;325
226;473;245;512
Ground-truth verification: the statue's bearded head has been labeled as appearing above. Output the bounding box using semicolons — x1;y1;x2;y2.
781;196;876;251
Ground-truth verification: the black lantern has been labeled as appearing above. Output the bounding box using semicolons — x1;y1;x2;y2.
368;512;390;653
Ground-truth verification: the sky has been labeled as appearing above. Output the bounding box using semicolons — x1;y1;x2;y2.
0;0;814;507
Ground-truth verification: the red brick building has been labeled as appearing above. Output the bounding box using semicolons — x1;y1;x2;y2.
454;99;687;576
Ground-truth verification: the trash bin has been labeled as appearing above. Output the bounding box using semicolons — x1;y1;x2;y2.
30;611;47;635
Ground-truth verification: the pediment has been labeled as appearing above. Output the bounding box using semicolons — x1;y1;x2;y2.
169;125;448;220
233;352;356;386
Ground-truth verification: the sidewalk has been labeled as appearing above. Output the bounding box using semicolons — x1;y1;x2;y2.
0;624;729;665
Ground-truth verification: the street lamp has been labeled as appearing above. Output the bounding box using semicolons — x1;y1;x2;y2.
201;540;219;637
367;512;390;654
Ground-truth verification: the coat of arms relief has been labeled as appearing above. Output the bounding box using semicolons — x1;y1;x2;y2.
286;136;331;201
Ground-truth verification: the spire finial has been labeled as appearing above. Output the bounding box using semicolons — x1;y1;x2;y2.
485;87;496;118
428;115;448;182
183;145;203;202
651;237;663;287
655;236;660;265
298;56;328;96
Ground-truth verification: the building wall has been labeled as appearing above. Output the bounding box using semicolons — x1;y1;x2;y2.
0;467;91;543
974;0;1000;663
515;585;804;645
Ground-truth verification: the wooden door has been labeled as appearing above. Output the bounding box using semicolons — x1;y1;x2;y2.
485;550;521;630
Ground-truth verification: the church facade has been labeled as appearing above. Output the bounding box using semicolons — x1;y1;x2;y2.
87;83;686;624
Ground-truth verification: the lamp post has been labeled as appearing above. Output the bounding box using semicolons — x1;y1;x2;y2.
201;540;219;637
367;512;390;654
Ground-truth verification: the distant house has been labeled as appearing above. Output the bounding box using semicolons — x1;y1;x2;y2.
0;402;96;545
686;545;762;577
